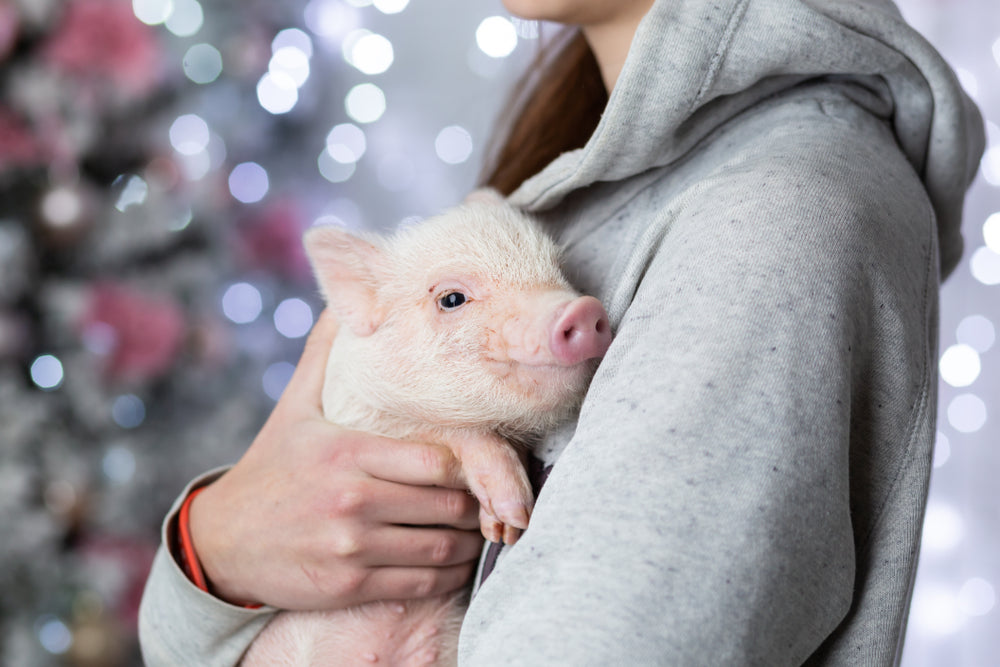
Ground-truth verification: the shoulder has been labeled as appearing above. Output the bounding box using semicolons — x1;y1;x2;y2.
633;88;937;287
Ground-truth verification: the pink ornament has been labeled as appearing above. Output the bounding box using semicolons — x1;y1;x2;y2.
41;0;161;97
0;108;47;171
78;534;157;630
235;200;312;284
0;2;19;61
80;283;186;384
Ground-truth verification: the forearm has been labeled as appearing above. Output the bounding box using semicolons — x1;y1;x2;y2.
138;470;275;667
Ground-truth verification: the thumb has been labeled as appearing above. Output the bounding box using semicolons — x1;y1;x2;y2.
279;308;339;413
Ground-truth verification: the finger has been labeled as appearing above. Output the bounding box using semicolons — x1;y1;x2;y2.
281;308;340;413
352;562;478;606
359;525;484;568
354;438;468;490
366;482;480;530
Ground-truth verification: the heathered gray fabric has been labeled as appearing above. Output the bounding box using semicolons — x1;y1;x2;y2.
138;0;983;664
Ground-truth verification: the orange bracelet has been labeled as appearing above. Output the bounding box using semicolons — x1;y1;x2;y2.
177;486;210;592
176;486;262;609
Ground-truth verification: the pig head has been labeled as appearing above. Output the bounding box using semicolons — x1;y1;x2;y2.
303;195;612;442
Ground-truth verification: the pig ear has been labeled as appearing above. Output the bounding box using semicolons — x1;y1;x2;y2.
303;226;388;337
463;188;505;205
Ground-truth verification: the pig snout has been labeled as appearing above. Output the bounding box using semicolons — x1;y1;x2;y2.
550;296;611;365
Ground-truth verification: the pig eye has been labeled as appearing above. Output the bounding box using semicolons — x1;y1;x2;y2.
437;291;467;311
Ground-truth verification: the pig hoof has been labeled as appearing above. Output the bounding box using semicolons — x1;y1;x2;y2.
494;501;530;528
483;520;503;543
503;525;523;545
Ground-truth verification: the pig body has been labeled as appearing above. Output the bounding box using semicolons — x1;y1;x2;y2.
242;194;611;666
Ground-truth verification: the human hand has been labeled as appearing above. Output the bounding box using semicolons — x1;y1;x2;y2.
188;310;485;610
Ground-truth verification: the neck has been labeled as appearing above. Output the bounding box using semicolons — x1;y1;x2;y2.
581;1;653;92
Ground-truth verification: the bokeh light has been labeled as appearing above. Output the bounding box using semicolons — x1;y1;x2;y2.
169;114;210;156
133;0;173;25
112;394;146;429
36;616;72;654
910;584;965;636
922;501;964;553
304;0;361;41
947;394;987;433
984;212;1000;252
476;16;518;58
982;146;1000;186
956;314;995;353
318;149;357;183
40;187;82;228
273;28;314;58
274;298;314;338
959;578;996;617
182;43;223;84
969;246;1000;285
938;344;981;387
103;445;137;483
373;0;409;13
345;83;386;123
228;162;269;204
347;32;394;74
30;354;64;391
435;125;473;164
222;282;263;324
165;0;203;36
954;67;978;99
257;71;299;114
114;175;149;212
325;123;367;163
270;46;311;88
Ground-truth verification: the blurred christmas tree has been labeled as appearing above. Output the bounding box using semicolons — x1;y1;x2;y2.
0;1;317;663
0;0;523;663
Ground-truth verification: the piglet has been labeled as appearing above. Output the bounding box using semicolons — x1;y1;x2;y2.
242;190;612;666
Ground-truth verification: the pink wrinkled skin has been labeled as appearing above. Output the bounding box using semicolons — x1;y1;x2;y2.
242;192;611;666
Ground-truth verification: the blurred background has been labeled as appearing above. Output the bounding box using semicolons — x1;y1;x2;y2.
0;0;995;664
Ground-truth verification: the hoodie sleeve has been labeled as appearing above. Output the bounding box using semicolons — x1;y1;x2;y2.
138;470;275;667
459;95;940;665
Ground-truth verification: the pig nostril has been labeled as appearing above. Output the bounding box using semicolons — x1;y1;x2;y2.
595;318;608;334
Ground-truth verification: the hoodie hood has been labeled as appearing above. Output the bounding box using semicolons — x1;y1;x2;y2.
508;0;984;279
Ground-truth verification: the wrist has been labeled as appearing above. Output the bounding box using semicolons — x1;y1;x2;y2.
185;482;262;609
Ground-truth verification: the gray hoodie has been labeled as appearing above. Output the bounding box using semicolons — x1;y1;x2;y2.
139;0;984;664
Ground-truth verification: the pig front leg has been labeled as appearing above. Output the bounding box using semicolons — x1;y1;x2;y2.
450;432;534;545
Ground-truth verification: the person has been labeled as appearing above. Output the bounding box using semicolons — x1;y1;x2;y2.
138;0;985;663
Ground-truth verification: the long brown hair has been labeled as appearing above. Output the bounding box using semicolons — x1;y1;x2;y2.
480;30;607;197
